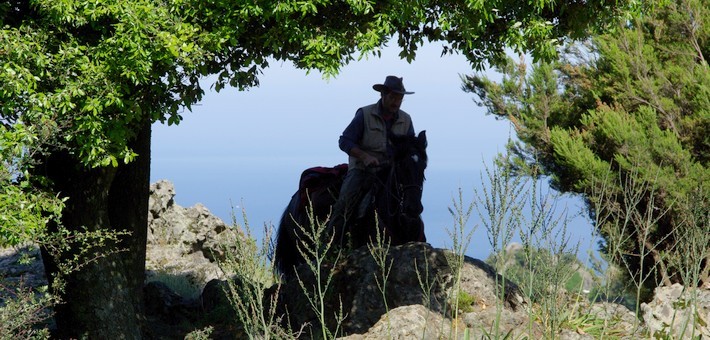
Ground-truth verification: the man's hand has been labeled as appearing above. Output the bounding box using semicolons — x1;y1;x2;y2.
350;147;379;167
361;153;379;167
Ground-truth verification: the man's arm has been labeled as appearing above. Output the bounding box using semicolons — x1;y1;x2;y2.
338;109;379;167
338;109;364;153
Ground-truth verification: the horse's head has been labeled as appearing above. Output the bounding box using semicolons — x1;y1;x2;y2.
389;130;428;218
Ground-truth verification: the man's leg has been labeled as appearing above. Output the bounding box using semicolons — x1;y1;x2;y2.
329;168;368;246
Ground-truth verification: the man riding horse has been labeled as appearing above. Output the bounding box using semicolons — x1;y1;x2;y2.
329;75;417;245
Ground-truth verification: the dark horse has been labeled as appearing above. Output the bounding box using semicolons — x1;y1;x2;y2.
274;131;428;276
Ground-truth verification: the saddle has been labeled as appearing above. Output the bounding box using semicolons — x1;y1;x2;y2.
295;163;381;224
296;164;348;211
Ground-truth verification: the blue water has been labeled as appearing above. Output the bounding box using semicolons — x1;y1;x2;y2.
151;159;601;262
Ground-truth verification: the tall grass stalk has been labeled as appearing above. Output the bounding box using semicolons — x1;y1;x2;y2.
663;187;710;339
587;169;637;309
294;200;344;339
588;164;710;338
597;167;674;318
218;205;287;339
521;180;579;338
414;249;436;311
367;218;394;337
443;187;475;336
674;187;710;289
478;156;601;338
475;158;526;338
413;247;444;338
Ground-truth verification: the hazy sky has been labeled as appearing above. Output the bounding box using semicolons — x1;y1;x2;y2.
150;42;598;260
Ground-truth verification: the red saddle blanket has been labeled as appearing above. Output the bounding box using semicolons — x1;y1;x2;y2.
296;163;348;210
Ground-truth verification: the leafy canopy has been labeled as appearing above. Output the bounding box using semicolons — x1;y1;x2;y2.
1;0;633;247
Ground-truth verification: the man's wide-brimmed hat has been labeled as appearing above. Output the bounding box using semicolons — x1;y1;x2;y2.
373;76;414;95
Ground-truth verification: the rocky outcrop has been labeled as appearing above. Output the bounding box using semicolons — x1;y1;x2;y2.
339;304;456;340
0;246;46;291
146;180;241;291
2;180;708;339
641;283;710;339
273;242;530;338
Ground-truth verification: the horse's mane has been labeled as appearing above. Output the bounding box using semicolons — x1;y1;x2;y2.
391;131;427;161
390;131;428;180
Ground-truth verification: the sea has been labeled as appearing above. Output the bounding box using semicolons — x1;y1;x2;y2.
150;160;601;263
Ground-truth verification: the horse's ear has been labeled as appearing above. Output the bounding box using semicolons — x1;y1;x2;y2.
417;130;427;148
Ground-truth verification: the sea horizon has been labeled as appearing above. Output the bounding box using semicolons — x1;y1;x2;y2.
151;161;600;262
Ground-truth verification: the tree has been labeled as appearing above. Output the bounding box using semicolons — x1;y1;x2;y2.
463;0;709;296
2;0;633;336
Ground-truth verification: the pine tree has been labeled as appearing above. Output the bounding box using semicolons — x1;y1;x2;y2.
464;0;709;294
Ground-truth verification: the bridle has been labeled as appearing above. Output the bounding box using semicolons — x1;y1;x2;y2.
369;152;424;219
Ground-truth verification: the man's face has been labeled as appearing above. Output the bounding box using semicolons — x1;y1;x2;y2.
382;91;404;114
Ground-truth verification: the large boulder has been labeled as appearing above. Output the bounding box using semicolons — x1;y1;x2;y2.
272;242;531;338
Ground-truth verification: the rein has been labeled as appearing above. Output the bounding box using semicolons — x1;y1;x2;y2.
369;161;421;218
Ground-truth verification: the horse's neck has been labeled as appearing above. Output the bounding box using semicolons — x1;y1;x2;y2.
373;168;399;208
377;167;398;191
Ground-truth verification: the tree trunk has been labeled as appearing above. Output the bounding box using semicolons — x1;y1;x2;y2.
109;120;151;317
39;121;151;338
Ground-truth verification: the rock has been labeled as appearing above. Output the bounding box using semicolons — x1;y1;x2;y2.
641;283;710;339
142;281;202;339
200;279;232;315
339;304;461;340
272;242;530;338
143;280;199;323
0;245;47;294
1;180;244;338
146;180;242;289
